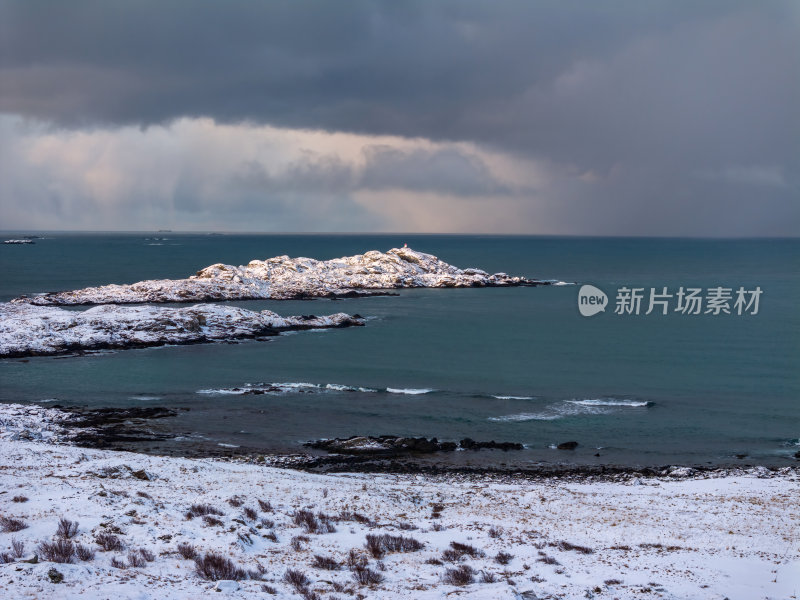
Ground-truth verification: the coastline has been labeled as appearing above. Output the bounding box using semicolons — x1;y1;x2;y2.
5;402;798;477
1;403;798;599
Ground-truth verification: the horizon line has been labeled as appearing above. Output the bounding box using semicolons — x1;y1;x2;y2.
1;230;799;241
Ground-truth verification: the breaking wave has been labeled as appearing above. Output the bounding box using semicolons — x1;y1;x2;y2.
489;397;652;422
488;412;563;422
567;398;652;408
198;382;381;395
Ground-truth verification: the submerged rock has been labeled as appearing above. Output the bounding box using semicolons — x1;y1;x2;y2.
16;247;547;306
0;303;363;358
557;441;579;450
305;435;522;455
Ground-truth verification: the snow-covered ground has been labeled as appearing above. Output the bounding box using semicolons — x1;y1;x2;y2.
16;247;541;305
0;403;798;600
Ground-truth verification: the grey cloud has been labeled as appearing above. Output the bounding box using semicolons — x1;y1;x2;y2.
230;146;508;197
360;146;508;196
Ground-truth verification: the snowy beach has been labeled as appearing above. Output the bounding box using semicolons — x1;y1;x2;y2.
1;403;797;600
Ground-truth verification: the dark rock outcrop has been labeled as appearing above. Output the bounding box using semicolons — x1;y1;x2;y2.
305;435;522;456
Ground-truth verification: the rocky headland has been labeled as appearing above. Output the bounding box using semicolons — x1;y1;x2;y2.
15;247;545;306
0;303;363;358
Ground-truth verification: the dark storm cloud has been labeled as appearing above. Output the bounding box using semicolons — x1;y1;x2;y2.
0;0;798;234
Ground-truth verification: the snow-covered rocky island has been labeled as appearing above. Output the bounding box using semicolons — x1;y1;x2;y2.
15;247;545;305
0;303;363;358
0;404;798;600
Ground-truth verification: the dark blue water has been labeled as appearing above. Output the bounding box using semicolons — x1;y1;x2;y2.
1;233;798;466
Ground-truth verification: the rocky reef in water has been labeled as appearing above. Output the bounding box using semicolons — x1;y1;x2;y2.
15;247;547;305
0;303;363;358
305;435;524;455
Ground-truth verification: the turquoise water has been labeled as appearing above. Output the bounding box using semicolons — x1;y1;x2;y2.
1;233;798;466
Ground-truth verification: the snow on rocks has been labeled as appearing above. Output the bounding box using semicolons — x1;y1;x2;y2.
0;302;363;358
16;247;544;306
0;403;798;599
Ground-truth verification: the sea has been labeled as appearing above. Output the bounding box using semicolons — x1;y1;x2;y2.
1;233;798;468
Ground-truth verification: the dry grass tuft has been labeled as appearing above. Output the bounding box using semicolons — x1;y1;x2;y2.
443;564;475;586
283;567;310;590
311;554;340;570
351;565;384;586
75;543;95;561
194;552;250;581
56;517;79;539
337;510;375;526
553;540;594;554
177;542;197;559
291;535;311;551
186;503;224;520
293;509;336;534
488;526;503;538
365;534;424;559
95;533;124;552
202;515;223;527
443;541;485;562
480;570;498;583
0;516;28;533
38;539;75;563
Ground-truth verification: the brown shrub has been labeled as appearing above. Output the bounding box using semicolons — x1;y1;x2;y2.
443;564;474;586
38;539;75;563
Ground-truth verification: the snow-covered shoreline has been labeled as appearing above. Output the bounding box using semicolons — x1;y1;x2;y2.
0;303;363;358
15;247;544;306
1;403;797;599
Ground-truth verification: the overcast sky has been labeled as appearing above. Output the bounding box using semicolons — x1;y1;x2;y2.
1;1;797;235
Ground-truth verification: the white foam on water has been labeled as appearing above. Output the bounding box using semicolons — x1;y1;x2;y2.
130;395;162;401
489;412;562;422
386;388;435;395
568;398;651;407
269;382;324;393
198;382;381;395
217;443;239;448
489;397;650;422
492;395;535;400
324;383;378;393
